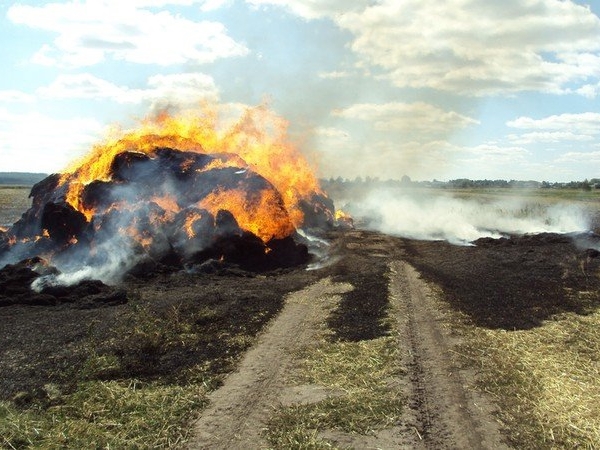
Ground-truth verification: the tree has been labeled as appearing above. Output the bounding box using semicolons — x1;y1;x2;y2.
582;179;592;191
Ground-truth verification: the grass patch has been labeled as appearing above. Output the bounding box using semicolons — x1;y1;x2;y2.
0;379;206;449
264;264;404;448
265;333;405;447
456;289;600;449
268;389;403;449
434;187;600;204
0;282;285;448
300;338;402;390
0;186;31;228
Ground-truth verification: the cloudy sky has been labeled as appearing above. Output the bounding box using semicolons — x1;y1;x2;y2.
1;0;600;181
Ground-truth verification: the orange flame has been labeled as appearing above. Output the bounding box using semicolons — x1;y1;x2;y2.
199;187;294;241
335;210;351;221
59;104;323;241
150;195;179;215
334;209;354;229
184;211;204;239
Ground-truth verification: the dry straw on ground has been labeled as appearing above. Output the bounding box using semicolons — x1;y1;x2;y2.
265;306;405;448
456;289;600;449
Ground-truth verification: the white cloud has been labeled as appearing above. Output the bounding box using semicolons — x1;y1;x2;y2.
246;0;369;19
250;0;600;96
503;112;600;178
458;143;529;162
508;112;600;132
127;0;229;7
0;108;104;173
576;82;600;98
38;74;131;101
37;72;219;106
199;0;232;11
551;149;600;179
8;1;247;68
333;102;479;134
342;1;600;96
318;71;352;79
440;142;544;180
555;150;600;163
101;0;220;6
313;126;349;140
146;73;220;103
0;90;35;102
508;131;595;145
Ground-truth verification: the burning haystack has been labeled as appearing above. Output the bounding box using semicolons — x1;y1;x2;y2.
0;106;334;286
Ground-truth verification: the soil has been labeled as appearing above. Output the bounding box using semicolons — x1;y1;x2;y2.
2;229;600;448
389;261;509;449
187;277;354;449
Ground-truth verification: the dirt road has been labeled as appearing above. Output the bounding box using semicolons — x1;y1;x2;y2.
2;228;596;448
187;232;509;449
390;261;508;449
187;277;354;449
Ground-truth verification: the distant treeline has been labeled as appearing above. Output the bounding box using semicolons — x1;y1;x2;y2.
322;176;600;191
0;172;48;186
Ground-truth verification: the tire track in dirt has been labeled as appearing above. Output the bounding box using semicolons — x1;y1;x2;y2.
390;260;510;449
187;231;510;449
186;277;353;450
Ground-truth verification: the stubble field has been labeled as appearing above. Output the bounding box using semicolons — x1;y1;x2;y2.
0;187;30;229
1;187;600;448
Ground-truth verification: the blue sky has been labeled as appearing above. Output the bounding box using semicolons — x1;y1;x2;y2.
1;0;599;182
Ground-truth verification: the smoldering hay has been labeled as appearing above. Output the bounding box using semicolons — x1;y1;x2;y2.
0;106;336;286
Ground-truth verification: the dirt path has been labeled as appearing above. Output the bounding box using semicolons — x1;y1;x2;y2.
187;237;509;449
186;277;354;450
390;261;509;449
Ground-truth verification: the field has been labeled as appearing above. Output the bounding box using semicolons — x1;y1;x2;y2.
404;234;600;448
0;187;31;228
1;188;600;448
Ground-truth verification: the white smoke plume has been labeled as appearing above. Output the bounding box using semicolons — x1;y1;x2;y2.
341;188;590;245
31;238;140;291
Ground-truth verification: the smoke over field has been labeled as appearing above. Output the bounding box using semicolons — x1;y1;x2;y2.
334;186;593;245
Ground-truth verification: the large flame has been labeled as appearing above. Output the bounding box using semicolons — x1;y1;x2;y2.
59;104;323;242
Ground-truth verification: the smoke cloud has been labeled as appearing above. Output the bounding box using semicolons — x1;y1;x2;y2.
341;188;590;245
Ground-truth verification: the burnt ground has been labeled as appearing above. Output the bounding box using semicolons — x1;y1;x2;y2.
403;232;600;330
2;228;600;447
0;265;320;404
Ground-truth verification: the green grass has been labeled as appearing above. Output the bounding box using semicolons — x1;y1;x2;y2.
265;328;405;447
0;295;277;448
0;380;206;449
443;187;600;205
264;267;405;448
0;302;218;449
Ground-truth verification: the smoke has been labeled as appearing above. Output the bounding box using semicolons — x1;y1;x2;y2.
0;181;156;287
342;188;590;245
31;237;141;291
296;228;341;270
31;182;171;289
1;140;333;288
